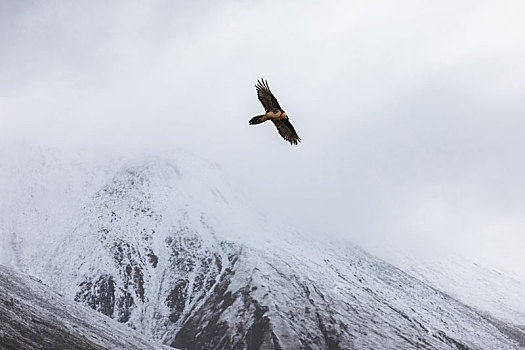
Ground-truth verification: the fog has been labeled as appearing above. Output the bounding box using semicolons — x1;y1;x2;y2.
1;0;524;273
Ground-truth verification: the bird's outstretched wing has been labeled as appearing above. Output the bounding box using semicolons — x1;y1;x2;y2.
272;119;301;145
256;79;281;112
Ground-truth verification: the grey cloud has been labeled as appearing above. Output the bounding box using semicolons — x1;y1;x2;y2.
1;0;524;274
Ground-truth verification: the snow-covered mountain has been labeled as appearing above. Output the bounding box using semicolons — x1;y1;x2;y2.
1;145;524;349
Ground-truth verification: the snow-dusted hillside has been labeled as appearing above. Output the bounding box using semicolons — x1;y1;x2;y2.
1;146;524;349
0;264;173;349
379;250;525;326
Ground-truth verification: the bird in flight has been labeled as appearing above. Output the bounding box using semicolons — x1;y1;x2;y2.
249;79;301;145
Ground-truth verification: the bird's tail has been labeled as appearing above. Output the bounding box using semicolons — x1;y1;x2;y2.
249;115;268;125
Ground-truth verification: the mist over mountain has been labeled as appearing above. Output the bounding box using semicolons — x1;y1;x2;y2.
2;0;525;277
1;146;523;349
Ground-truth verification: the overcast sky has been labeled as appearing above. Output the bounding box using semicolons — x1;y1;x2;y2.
1;0;524;273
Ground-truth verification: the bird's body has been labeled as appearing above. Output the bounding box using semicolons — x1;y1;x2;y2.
249;79;301;145
266;109;288;120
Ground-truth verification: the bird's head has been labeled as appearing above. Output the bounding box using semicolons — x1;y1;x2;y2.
282;112;288;119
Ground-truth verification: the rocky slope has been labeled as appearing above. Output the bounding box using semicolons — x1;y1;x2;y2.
0;264;172;350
